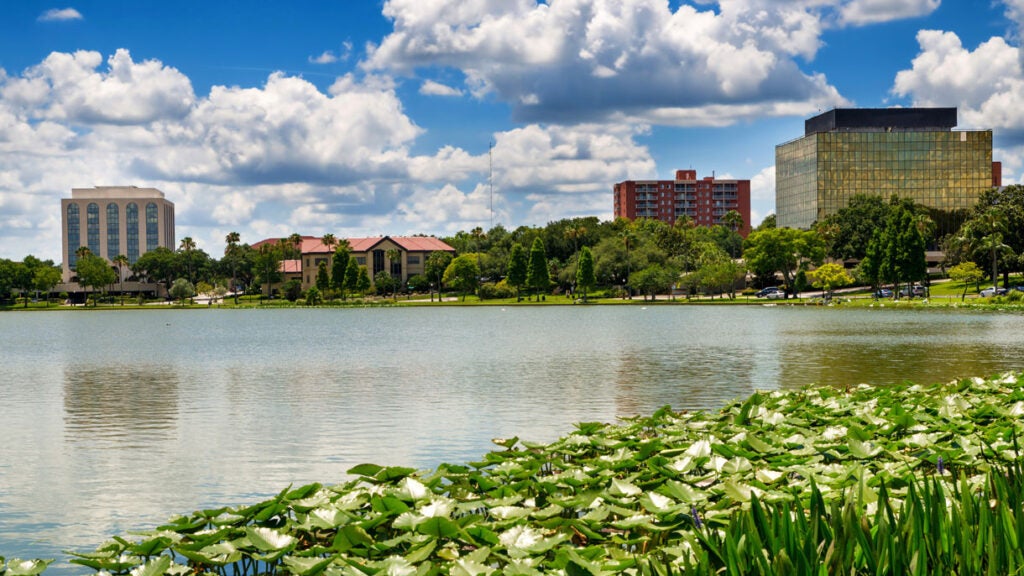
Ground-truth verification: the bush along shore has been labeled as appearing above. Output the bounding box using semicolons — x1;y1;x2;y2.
6;373;1024;576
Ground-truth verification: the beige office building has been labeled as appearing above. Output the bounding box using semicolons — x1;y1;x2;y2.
61;186;175;282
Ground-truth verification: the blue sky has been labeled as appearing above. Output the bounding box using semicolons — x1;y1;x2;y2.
1;0;1022;262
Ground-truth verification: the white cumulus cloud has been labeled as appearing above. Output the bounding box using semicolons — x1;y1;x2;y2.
419;80;463;97
38;8;83;22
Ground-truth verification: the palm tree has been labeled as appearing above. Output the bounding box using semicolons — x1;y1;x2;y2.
112;254;129;306
179;237;196;283
225;231;241;304
321;233;337;251
386;247;401;300
287;233;304;260
959;208;1010;293
620;229;634;298
722;210;743;234
564;225;586;294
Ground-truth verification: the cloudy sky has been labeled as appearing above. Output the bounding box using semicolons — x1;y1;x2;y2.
1;1;1022;262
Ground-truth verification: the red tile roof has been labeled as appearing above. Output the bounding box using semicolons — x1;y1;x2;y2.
280;260;301;274
254;235;454;254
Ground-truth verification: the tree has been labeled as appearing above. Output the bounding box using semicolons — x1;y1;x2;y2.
948;261;984;302
526;237;550;301
386;247;402;300
868;202;928;298
254;242;283;299
332;241;352;300
506;243;528;301
956;206;1012;293
112;254;129;305
743;228;825;298
817;195;891;261
374;270;396;297
575;246;596;302
344;258;360;298
722;210;744;237
321;233;338;252
443;255;480;301
225;231;241;304
316;261;330;293
809;263;854;301
169;278;195;306
305;286;322;306
355;265;371;295
179;237;197;283
133;246;179;293
76;251;117;306
630;264;678;301
33;264;61;306
424;251;453;302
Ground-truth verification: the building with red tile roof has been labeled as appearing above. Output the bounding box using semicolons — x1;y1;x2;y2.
614;169;751;237
252;235;456;294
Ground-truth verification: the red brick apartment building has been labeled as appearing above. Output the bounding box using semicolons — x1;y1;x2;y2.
614;170;751;237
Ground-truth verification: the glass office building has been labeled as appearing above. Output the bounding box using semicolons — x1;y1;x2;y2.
776;108;997;231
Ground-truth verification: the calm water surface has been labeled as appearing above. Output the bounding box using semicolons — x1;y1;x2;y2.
1;305;1023;571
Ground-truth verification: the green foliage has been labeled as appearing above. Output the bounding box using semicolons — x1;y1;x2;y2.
443;255;480;301
949;262;985;301
575;246;596;302
743;227;824;297
871;200;928;297
506;242;528;299
304;286;321;305
476;281;516;300
809;262;854;299
169;278;195;305
31;371;1024;576
525;237;550;300
630;263;676;300
405;274;429;293
818;194;894;261
315;262;330;293
75;252;118;303
282;279;302;302
355;266;371;295
343;258;360;298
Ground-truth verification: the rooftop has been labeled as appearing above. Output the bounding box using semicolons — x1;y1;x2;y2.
805;107;958;135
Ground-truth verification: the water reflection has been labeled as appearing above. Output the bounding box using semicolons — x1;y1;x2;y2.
63;364;180;445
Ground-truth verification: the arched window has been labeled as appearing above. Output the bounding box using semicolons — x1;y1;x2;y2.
146;202;159;252
126;203;139;264
106;203;120;260
67;204;80;269
87;203;100;256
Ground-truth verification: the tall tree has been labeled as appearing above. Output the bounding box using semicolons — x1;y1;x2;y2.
112;254;130;305
956;206;1012;291
386;247;401;300
424;251;453;302
506;243;528;301
443;255;480;301
33;264;61;306
179;237;197;283
332;240;352;300
316;261;330;293
526;237;550;301
575;245;596;302
355;265;371;295
75;251;117;306
132;246;178;293
225;231;241;304
948;261;984;302
344;258;360;297
722;210;744;235
809;262;854;301
255;242;283;299
743;227;825;299
869;202;928;298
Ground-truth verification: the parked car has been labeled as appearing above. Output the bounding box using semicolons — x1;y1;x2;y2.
765;289;786;300
900;284;927;297
755;286;781;298
980;286;1008;297
873;288;893;299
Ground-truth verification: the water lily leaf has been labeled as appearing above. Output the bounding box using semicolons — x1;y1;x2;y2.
849;438;881;459
247;527;297;552
608;478;641;497
347;463;384;478
722;480;759;503
489;506;531;520
417;517;461;539
684;440;712;458
5;559;53;576
639;492;677;514
658;480;707;504
129;555;172;576
283;554;337;576
402;540;437;565
754;469;785;484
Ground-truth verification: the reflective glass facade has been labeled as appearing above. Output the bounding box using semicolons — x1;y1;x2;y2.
106;203;120;260
776;112;994;230
86;203;101;255
146;202;159;252
126;203;139;264
67;204;80;269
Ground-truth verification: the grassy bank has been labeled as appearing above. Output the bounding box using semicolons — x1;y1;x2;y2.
7;372;1024;575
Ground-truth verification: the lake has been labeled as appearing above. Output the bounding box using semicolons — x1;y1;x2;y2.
1;305;1022;572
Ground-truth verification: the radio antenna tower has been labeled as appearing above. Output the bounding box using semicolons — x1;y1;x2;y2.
488;140;494;230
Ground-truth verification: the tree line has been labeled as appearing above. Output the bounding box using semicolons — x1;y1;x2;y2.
2;186;1022;305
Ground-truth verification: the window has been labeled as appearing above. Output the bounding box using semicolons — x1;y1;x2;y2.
373;250;385;276
146;203;159;252
126;203;139;264
87;203;100;256
106;203;120;260
356;256;366;265
408;255;420;265
67;204;80;269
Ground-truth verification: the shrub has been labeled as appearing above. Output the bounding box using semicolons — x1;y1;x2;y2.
477;281;516;300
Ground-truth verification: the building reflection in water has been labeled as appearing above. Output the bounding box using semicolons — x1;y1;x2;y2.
63;364;180;446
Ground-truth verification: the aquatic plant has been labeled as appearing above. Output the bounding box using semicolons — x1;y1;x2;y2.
14;372;1024;574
